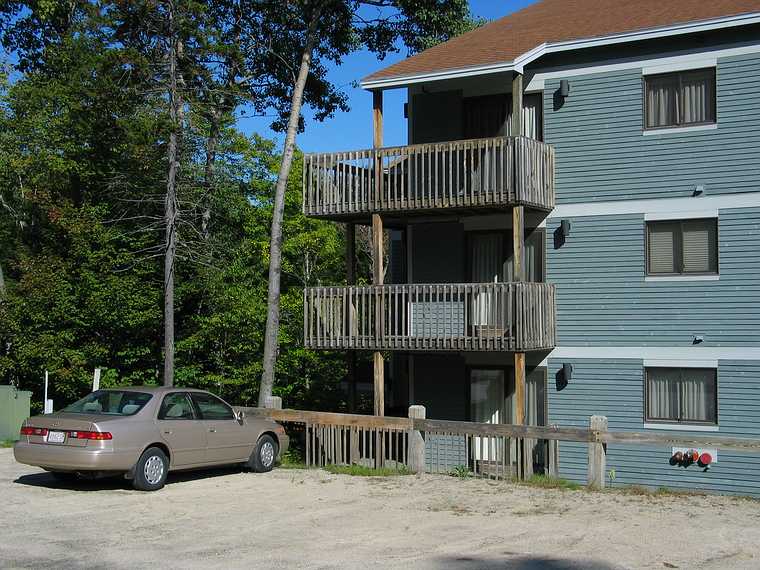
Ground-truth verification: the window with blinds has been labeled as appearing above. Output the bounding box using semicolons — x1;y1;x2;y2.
646;367;717;425
644;68;716;129
646;218;718;275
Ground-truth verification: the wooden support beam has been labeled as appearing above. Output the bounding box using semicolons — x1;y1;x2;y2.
372;214;384;285
345;222;357;412
374;351;385;417
370;81;384;415
514;351;526;478
373;90;383;148
512;206;525;282
372;217;384;416
514;352;526;425
511;72;523;137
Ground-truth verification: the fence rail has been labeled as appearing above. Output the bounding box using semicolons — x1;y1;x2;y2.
303;281;556;352
302;136;555;218
246;407;760;488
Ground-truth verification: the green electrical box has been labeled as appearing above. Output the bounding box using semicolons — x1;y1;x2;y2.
0;385;32;442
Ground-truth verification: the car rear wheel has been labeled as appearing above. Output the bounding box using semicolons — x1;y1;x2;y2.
132;447;169;491
249;435;278;473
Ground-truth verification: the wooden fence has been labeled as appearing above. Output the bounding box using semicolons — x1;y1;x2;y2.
246;405;760;489
303;282;556;352
302;136;555;218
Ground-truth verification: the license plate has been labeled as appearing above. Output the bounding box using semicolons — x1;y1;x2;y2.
47;431;66;444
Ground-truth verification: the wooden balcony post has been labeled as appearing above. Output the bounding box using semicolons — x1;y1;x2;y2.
373;90;383;210
511;72;527;477
511;72;523;137
372;93;385;417
346;222;357;412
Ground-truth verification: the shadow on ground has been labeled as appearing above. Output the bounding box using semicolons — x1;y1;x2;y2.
435;555;623;570
14;465;246;491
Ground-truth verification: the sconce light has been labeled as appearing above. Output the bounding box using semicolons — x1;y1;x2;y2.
560;219;572;238
559;79;571;98
563;362;573;384
693;184;705;197
692;334;704;345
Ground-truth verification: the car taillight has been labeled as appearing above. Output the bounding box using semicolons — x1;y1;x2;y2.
20;426;48;436
70;431;112;440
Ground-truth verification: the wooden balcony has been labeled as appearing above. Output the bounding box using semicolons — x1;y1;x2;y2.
304;282;555;352
302;136;555;221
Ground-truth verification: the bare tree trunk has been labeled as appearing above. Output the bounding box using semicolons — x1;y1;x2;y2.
258;11;322;406
163;3;184;387
0;260;5;297
202;109;220;240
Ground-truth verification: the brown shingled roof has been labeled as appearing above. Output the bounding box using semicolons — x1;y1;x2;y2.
364;0;760;83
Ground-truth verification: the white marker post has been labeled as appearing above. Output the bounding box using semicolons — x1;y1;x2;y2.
93;367;101;392
43;370;53;414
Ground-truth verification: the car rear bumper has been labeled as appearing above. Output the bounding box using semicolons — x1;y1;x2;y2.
13;441;137;472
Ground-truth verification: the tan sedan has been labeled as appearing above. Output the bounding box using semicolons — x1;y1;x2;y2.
14;387;288;491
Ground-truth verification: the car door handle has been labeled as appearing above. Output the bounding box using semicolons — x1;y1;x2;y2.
163;430;173;435
208;428;216;433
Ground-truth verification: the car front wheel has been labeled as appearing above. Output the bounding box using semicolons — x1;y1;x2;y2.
249;435;278;473
132;447;169;491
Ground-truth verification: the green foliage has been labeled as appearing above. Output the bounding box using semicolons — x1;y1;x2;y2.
0;0;477;411
449;465;471;479
0;439;15;448
522;475;582;491
323;463;412;477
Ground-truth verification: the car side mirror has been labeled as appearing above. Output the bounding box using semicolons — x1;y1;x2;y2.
235;410;245;422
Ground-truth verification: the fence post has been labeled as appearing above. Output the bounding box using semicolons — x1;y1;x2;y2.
408;405;426;474
588;415;608;489
350;427;360;465
264;396;282;410
406;406;426;473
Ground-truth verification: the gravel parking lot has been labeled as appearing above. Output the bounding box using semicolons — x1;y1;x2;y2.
2;448;760;569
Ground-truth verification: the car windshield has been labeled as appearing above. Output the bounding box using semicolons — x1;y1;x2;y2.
62;390;153;416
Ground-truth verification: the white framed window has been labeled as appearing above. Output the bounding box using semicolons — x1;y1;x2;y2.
646;218;718;276
645;367;717;426
643;68;716;130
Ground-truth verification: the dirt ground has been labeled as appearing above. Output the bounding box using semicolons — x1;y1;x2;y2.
2;448;760;570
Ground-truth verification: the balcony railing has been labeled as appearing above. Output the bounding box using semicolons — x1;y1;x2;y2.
302;136;555;219
304;282;555;352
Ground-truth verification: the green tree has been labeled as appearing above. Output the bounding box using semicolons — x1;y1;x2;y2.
257;0;479;406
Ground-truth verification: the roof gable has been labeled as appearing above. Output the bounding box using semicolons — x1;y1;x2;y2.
363;0;760;86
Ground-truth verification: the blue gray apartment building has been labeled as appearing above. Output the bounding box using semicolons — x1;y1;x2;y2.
300;0;760;495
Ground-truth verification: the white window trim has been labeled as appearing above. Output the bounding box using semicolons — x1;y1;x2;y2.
643;359;718;369
644;423;719;432
644;210;717;221
549;192;760;219
642;58;717;75
645;274;720;282
643;123;718;136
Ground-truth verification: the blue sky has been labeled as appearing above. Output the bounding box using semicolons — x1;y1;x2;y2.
237;0;536;153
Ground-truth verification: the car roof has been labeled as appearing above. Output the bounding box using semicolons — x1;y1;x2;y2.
100;386;209;394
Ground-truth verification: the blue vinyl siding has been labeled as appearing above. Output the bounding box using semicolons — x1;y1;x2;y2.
548;359;760;497
544;52;760;204
546;207;760;346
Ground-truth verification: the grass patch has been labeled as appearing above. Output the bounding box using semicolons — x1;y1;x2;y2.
323;464;412;477
449;465;471;479
279;448;307;470
617;484;706;498
518;474;582;490
1;439;16;448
